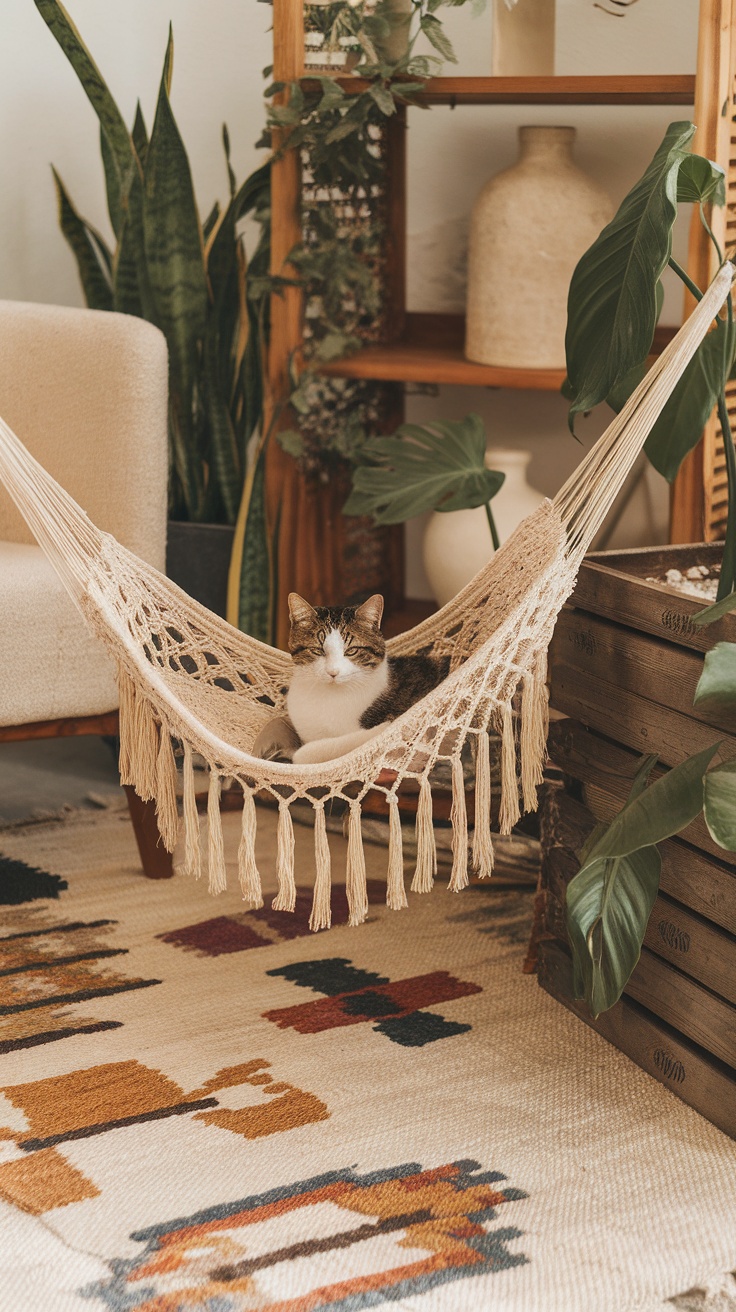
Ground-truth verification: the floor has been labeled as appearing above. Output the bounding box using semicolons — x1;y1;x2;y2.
0;737;123;825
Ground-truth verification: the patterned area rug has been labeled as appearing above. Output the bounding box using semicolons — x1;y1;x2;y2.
0;803;735;1312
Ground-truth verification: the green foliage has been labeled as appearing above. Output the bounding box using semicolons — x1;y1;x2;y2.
36;0;270;527
344;414;504;524
693;641;736;718
703;759;736;848
566;743;721;1016
564;118;736;603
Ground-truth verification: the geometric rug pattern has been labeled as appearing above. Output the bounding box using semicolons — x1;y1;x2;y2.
0;802;735;1312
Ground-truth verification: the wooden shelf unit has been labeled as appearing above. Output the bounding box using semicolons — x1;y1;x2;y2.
335;74;696;107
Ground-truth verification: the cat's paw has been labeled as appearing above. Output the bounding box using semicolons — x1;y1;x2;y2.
292;738;339;765
252;716;300;762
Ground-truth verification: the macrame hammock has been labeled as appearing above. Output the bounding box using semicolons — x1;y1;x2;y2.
0;263;732;930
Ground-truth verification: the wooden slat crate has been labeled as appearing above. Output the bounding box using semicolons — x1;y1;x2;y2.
541;544;736;1137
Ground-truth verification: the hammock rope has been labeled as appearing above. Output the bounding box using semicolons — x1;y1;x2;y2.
0;262;733;926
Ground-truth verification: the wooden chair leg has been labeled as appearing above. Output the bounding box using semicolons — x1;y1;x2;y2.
124;785;174;879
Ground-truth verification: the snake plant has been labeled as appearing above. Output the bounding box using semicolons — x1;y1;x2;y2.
35;0;270;527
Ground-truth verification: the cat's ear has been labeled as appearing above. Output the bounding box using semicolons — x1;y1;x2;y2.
288;592;316;625
355;594;384;628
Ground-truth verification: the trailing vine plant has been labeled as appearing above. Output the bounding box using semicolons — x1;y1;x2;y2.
260;0;478;474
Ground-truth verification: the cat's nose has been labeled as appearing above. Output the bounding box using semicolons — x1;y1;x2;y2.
327;669;339;680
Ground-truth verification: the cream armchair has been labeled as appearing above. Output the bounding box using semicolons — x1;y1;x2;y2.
0;300;171;877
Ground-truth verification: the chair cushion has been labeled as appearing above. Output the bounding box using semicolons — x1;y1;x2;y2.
0;543;117;727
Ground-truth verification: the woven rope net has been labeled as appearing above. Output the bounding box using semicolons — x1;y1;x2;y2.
1;263;733;929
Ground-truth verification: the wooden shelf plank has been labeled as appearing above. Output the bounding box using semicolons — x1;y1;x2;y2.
319;313;677;390
333;74;696;106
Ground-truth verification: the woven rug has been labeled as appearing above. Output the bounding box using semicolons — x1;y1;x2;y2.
1;804;735;1312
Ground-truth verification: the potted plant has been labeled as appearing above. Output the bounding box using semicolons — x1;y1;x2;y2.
535;119;736;1133
35;0;270;628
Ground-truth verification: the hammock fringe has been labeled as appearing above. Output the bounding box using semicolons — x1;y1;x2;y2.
472;731;494;880
238;785;263;907
181;741;202;880
310;801;332;931
387;795;407;910
346;801;369;926
412;777;436;893
155;727;179;853
521;658;548;814
207;773;227;895
273;800;296;912
499;701;521;835
449;754;469;892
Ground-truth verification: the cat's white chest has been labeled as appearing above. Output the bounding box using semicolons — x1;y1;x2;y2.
287;661;389;743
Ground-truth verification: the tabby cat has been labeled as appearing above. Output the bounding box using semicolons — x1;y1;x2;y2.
252;593;449;765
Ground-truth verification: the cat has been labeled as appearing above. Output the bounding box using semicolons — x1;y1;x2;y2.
252;592;449;766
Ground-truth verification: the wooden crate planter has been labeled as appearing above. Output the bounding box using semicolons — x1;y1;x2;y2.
539;544;736;1138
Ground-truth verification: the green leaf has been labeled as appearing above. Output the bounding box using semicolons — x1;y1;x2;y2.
703;759;736;848
52;168;113;310
131;101;148;169
143;29;208;518
236;445;272;643
567;846;661;1016
575;741;720;877
369;84;397;116
694;641;736;714
344;414;505;524
643;319;735;482
277;429;305;459
565;121;696;431
677;153;726;207
35;0;136;201
692;590;736;626
419;13;458;61
202;329;241;525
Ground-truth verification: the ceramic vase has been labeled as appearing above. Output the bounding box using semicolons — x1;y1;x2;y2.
492;0;555;76
422;448;545;607
465;125;613;370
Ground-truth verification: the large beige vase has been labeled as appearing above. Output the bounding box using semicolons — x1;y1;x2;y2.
465;126;613;369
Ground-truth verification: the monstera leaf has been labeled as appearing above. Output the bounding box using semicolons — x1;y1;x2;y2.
344;414;504;525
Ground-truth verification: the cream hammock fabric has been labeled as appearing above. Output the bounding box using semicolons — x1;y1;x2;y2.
1;263;733;930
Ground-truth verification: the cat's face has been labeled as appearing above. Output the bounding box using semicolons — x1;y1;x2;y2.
287;593;385;685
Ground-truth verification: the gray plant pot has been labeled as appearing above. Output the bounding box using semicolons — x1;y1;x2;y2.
166;521;235;621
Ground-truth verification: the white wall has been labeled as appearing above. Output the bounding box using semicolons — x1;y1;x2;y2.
0;0;272;306
0;0;703;600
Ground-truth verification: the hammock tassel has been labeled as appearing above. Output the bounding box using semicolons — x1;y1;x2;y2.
499;701;520;835
117;670;136;785
412;777;436;893
155;726;179;853
132;692;159;802
238;786;263;908
472;731;494;880
310;801;332;932
346;802;369;927
449;754;469;892
181;741;201;880
207;773;227;895
521;658;548;813
386;795;407;910
273;800;296;912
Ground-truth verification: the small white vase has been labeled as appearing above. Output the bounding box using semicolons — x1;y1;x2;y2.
492;0;556;76
422;449;545;607
465;125;613;369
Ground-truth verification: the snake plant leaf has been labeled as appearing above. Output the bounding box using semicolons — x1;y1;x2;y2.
132;101;148;170
693;641;736;720
52;168;113;311
100;127;123;240
565;121;696;432
344;415;504;525
703;759;736;849
676;153;726;207
202;330;241;525
35;0;136;200
230;442;272;642
643;318;735;481
143;30;208;518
